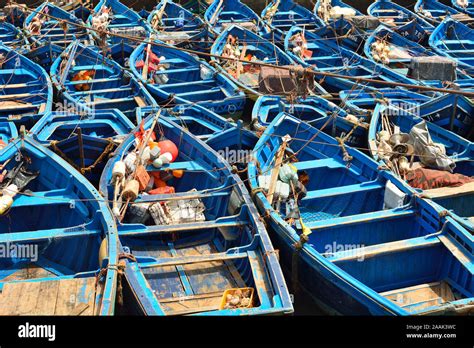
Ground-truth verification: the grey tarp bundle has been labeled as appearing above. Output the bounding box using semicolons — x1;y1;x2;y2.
409;56;457;82
350;16;381;31
258;65;314;95
410;120;456;172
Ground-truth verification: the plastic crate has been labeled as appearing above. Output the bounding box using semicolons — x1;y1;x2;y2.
219;287;254;310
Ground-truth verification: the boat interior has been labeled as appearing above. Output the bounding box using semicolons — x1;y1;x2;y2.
373;105;474;224
27;4;89;47
152;1;203;32
340;89;430;117
0;23;24;48
369;2;419;27
104;119;279;315
0;140;110;315
58;43;151;121
258;114;474;314
0;46;49;122
138;106;228;142
266;4;319;33
286;29;399;91
133;45;231;104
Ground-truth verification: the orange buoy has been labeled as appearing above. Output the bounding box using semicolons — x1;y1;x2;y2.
157;140;178;162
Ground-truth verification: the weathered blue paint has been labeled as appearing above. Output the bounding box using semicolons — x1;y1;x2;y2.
451;0;474;16
415;0;465;25
129;42;246;116
204;0;273;38
50;41;157;123
137;105;257;153
211;25;327;99
147;0;211;52
99;115;293;316
88;0;152;65
248;112;474;315
0;42;53;125
364;25;474;89
0;137;118;315
0;22;27;49
429;18;474;76
24;3;90;50
261;0;323;44
0;122;18;145
284;26;420;93
369;103;474;230
252;95;368;148
339;88;432;118
368;0;434;32
30;109;135;187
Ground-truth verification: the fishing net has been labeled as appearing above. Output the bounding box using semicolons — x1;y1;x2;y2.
407;167;474;190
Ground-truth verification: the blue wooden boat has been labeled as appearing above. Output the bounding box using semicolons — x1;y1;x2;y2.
211;24;290;98
99;114;293;315
148;0;210;52
313;0;362;23
0;42;53;125
284;26;419;93
88;0;152;66
364;26;474;88
261;0;323;43
24;3;90;51
204;0;272;38
0;121;18;146
180;0;209;16
369;102;474;229
129;40;245;116
2;1;28;27
364;26;429;65
50;41;157;123
136;105;234;139
24;43;65;70
313;17;366;52
452;0;474;16
248;112;474;315
339;88;432;117
57;0;92;22
340;87;474;140
0;137;118;315
415;0;471;25
30;109;134;187
414;93;474;140
0;22;27;49
138;8;150;19
368;0;434;32
252;95;368;148
429;18;474;76
394;17;432;44
136;105;258;164
211;25;328;100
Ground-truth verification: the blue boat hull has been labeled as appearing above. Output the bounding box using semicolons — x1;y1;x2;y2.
262;215;392;315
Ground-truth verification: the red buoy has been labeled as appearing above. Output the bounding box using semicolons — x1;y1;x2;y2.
157;140;178;162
